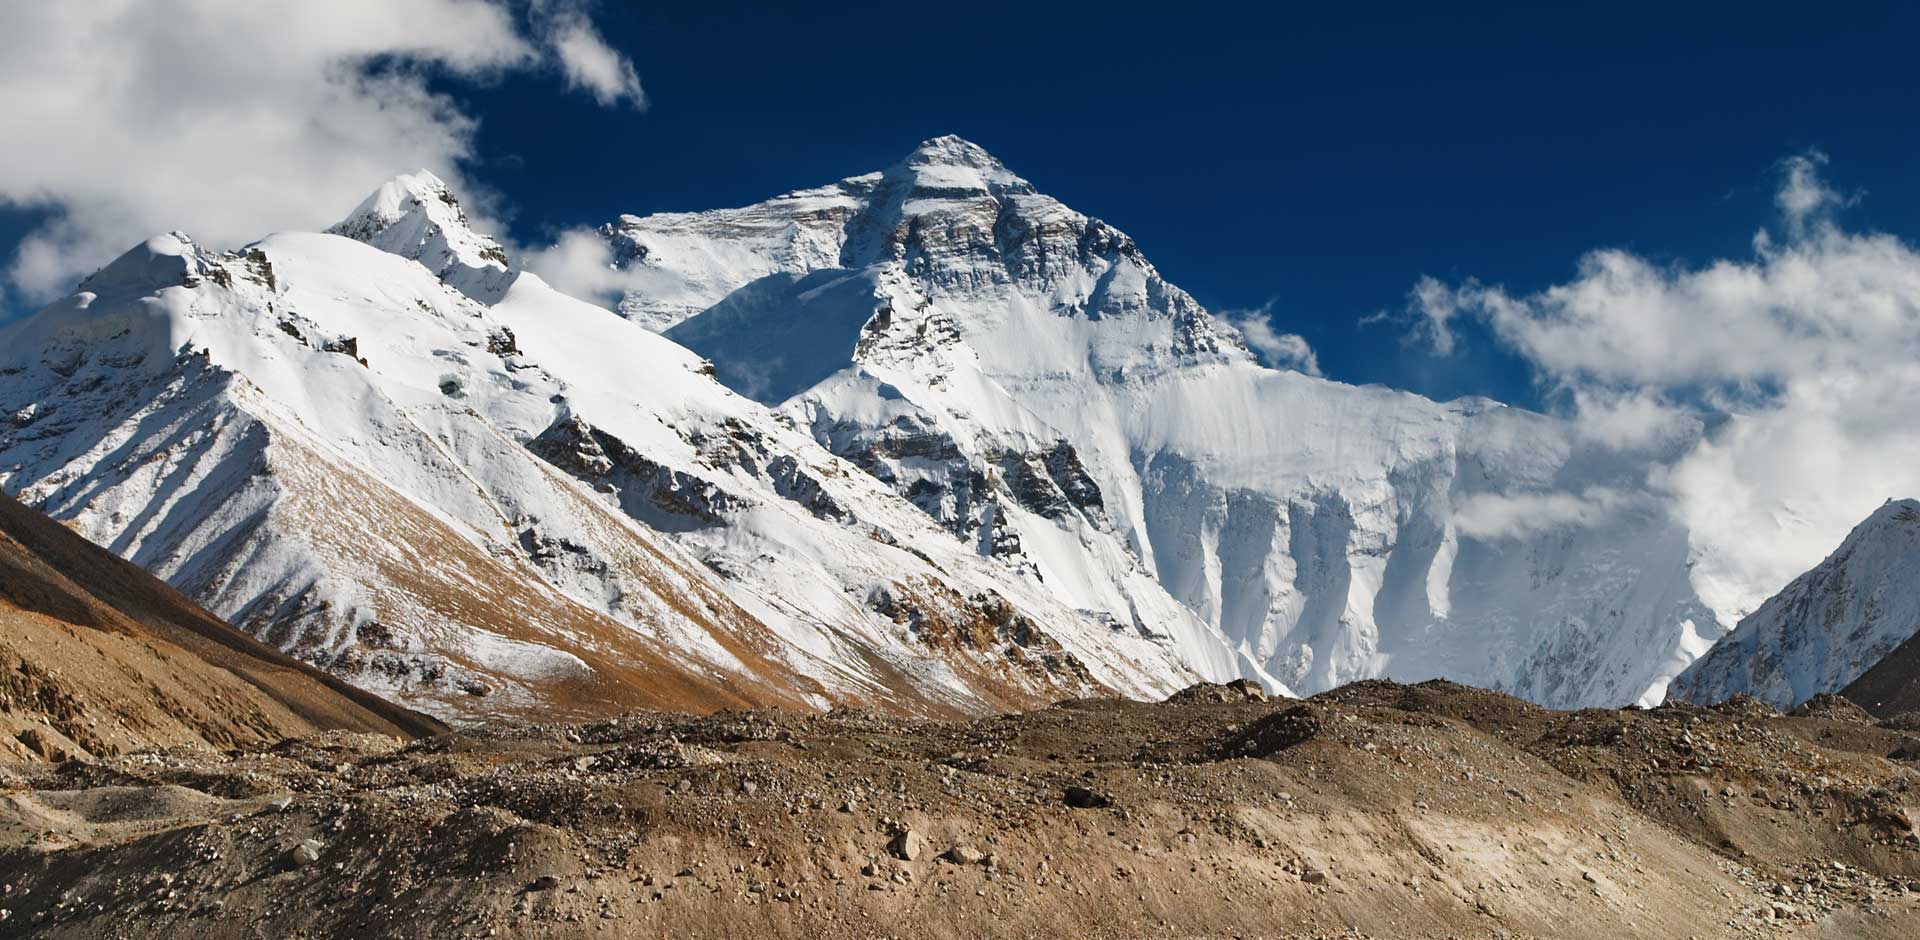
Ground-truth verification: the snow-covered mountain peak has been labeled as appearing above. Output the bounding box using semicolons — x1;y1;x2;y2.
593;141;1732;709
903;134;1003;170
1860;497;1920;529
881;135;1029;196
328;170;512;299
605;135;1245;370
76;231;208;297
1669;497;1920;708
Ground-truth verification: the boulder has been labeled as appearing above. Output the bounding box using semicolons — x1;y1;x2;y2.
886;828;926;861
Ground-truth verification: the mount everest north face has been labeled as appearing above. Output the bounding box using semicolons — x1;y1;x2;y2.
0;137;1808;721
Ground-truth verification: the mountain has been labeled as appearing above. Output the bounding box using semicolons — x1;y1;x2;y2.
0;488;438;761
0;170;1260;724
2;138;1757;718
1669;498;1920;710
598;135;1724;707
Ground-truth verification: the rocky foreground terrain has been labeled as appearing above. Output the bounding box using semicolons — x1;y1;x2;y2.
1;680;1917;939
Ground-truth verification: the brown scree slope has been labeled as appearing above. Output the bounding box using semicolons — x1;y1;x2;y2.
0;489;442;761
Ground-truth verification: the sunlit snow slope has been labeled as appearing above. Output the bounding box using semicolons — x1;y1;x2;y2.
602;135;1727;707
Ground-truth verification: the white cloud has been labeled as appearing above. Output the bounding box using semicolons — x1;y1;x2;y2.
1566;388;1698;451
1452;486;1633;540
545;9;645;107
521;226;688;309
1222;303;1322;376
1408;276;1464;356
1415;155;1920;620
1775;150;1855;235
0;0;642;305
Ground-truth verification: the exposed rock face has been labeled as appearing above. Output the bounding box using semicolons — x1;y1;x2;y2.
1672;499;1920;710
529;412;742;530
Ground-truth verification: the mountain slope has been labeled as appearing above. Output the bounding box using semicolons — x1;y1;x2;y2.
0;488;440;761
602;135;1724;707
1841;629;1920;719
0;174;1260;724
1670;498;1920;710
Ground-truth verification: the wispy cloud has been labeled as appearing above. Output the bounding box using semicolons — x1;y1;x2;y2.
1452;486;1634;540
0;0;643;307
521;226;688;309
1774;150;1858;236
1221;301;1323;376
540;2;646;108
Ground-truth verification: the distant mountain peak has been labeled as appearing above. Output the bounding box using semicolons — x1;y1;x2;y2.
872;135;1031;201
77;231;207;298
329;170;512;299
1866;497;1920;525
1671;496;1920;708
903;134;1003;170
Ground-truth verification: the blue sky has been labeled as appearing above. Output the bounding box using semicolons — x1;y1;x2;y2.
5;1;1918;410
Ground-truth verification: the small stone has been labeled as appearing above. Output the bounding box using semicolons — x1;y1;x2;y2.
1582;871;1597;884
287;839;322;868
1301;867;1327;885
529;876;562;891
1063;786;1112;809
887;829;926;861
941;845;987;865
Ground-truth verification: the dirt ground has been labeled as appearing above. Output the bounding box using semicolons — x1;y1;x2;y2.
2;679;1918;939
